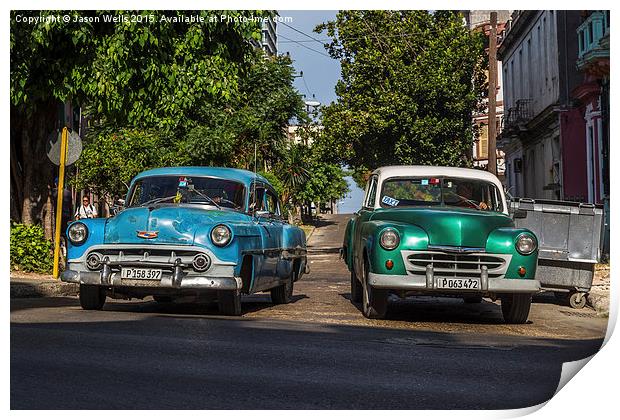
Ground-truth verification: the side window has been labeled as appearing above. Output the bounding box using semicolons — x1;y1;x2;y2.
249;186;266;212
365;176;378;208
265;190;280;216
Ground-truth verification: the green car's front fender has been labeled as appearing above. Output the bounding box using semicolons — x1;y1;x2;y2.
362;221;429;276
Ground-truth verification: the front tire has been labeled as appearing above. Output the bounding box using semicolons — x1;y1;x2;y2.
501;293;532;324
361;261;388;319
218;290;242;316
271;271;294;304
79;284;106;310
350;268;362;303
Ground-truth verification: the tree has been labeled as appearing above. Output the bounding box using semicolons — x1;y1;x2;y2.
73;46;307;206
10;10;264;234
316;11;487;186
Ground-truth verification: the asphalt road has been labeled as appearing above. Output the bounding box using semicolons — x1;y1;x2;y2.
11;214;608;409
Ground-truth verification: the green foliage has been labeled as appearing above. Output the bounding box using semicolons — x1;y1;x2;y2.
275;143;311;203
316;11;487;177
272;138;349;208
296;161;349;204
176;52;307;170
73;128;173;198
10;223;53;273
258;171;284;198
11;10;264;129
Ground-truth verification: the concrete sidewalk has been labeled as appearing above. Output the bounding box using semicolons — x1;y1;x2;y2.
10;275;78;299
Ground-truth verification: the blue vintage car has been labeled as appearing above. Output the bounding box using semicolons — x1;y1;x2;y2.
61;167;308;315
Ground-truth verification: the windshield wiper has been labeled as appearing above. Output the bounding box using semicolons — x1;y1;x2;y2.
187;188;221;209
139;195;178;207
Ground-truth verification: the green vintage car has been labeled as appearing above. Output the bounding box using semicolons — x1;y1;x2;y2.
342;166;540;324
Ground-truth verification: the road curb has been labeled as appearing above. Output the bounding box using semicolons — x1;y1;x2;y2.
10;279;78;299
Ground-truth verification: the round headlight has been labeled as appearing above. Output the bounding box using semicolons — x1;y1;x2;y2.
516;233;537;255
380;228;400;250
211;224;232;247
68;222;88;245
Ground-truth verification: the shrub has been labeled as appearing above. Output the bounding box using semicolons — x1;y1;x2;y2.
10;223;53;273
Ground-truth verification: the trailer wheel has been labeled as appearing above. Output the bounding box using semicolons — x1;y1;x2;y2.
568;292;587;309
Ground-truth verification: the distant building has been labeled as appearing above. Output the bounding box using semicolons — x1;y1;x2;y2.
261;19;277;56
461;10;512;176
497;11;584;201
249;18;277;56
286;124;323;146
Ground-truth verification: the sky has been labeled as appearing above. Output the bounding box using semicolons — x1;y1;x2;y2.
278;10;366;214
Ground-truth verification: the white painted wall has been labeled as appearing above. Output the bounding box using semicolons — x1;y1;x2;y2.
502;11;560;116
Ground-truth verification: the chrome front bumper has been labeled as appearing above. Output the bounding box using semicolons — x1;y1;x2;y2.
61;269;242;290
367;271;540;294
62;244;241;290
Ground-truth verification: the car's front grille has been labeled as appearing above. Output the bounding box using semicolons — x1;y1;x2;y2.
84;245;211;272
403;251;510;279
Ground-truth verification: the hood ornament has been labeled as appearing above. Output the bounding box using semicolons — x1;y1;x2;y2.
137;231;159;239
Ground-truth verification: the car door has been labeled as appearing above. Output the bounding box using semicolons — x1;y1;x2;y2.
353;175;379;276
263;188;285;284
252;185;282;291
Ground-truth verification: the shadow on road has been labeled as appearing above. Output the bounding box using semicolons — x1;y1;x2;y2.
338;292;519;325
11;310;604;410
10;293;310;318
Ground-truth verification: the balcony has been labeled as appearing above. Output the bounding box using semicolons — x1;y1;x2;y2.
498;99;532;144
577;11;610;74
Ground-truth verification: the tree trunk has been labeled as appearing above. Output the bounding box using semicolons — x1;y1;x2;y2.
12;102;60;238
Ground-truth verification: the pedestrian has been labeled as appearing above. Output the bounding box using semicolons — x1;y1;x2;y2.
74;196;98;220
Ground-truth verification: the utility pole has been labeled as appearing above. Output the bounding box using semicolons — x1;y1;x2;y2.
487;12;498;175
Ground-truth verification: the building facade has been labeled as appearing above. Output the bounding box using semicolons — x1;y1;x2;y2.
572;11;609;205
462;10;512;176
261;19;277;56
498;10;585;201
572;10;610;256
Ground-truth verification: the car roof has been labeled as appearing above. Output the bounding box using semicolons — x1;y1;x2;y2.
132;167;269;187
373;165;503;185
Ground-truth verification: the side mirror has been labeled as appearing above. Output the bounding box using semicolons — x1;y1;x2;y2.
512;209;528;219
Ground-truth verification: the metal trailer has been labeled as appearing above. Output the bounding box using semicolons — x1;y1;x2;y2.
509;198;605;309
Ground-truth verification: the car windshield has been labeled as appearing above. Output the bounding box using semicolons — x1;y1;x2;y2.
128;176;246;210
379;177;504;212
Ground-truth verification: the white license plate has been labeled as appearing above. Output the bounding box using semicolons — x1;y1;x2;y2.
436;278;480;290
121;268;162;280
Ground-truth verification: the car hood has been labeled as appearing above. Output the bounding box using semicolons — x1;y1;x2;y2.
104;205;252;245
371;207;514;248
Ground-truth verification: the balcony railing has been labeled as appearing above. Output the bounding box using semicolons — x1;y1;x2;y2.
577;11;610;62
499;99;532;139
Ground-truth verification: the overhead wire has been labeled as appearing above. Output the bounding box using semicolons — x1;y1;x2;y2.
278;33;332;59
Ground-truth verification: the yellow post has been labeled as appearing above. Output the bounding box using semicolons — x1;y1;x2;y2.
53;128;69;278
